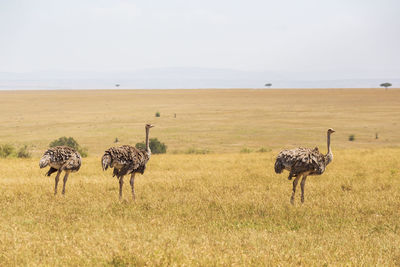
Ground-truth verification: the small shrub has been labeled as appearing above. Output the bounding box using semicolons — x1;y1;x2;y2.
150;138;167;154
155;112;160;117
348;135;355;141
135;138;167;154
257;147;271;153
78;147;88;158
240;147;252;153
49;137;88;157
135;142;146;150
185;147;211;154
17;145;31;158
0;144;15;158
50;137;78;148
114;137;119;143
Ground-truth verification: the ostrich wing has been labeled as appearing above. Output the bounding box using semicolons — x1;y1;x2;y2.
41;146;81;171
277;147;326;176
102;145;150;176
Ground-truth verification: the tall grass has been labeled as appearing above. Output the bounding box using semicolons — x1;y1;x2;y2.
0;149;399;265
1;89;400;265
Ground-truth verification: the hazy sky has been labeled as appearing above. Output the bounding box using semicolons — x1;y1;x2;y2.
1;0;399;79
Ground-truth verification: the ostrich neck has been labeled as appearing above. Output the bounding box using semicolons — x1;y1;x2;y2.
325;132;333;164
145;127;150;153
327;132;331;154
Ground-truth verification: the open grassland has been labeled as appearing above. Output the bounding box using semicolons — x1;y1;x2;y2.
0;151;400;265
0;89;400;265
0;89;399;155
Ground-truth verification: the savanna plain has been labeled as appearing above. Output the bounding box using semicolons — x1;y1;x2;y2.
0;89;400;266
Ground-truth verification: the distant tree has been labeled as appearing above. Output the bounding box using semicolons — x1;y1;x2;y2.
264;83;272;88
155;111;160;117
115;84;120;87
380;82;392;90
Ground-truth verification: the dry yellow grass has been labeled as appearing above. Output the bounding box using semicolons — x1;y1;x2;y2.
0;89;399;155
0;89;399;265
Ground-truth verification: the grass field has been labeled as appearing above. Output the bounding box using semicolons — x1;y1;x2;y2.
0;89;400;265
1;89;400;154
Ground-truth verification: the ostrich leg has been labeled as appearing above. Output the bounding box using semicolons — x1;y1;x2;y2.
130;173;136;200
62;172;70;195
119;176;124;200
290;176;301;204
54;170;62;195
300;175;307;203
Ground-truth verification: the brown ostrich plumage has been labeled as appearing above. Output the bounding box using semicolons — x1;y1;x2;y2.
101;124;154;200
274;128;335;204
39;146;81;195
102;145;150;177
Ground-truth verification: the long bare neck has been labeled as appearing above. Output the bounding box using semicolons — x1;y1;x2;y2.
327;132;331;154
325;132;333;164
145;127;150;153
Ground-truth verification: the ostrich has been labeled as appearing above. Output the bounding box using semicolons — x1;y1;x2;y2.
274;128;335;204
39;146;82;195
102;124;154;200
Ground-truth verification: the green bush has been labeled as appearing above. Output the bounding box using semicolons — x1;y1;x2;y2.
0;144;15;158
136;138;167;154
78;147;88;158
348;135;355;141
17;145;31;158
155;112;160;117
49;137;88;157
135;142;145;150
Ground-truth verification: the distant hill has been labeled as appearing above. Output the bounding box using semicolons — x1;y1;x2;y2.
0;68;398;89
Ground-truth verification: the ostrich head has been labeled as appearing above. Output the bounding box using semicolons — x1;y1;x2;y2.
327;128;335;134
146;124;155;129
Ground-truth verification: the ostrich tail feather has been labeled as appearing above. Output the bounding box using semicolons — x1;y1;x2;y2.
274;159;284;174
102;154;111;171
39;155;50;168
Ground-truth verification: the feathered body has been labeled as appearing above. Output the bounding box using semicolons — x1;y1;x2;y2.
274;128;335;204
102;124;154;200
274;147;331;179
39;146;81;195
102;145;150;178
40;146;81;175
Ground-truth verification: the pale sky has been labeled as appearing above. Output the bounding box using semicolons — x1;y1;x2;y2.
1;0;399;80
